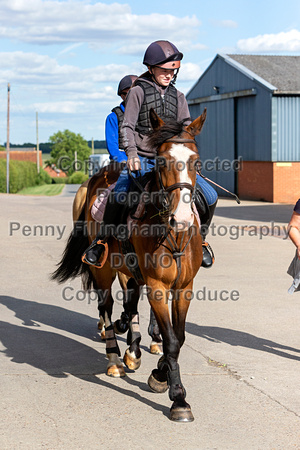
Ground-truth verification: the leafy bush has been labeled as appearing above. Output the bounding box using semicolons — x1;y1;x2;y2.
67;171;89;184
52;177;68;184
0;159;52;193
37;169;52;185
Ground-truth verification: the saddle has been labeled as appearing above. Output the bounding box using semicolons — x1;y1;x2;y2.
89;169;207;280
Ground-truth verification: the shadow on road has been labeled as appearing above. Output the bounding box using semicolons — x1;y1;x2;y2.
0;295;169;418
215;203;293;224
186;322;300;361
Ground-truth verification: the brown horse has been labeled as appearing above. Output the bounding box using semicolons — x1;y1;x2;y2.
72;179;163;352
52;108;207;422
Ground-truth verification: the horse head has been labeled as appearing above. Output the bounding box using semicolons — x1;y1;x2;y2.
149;108;207;232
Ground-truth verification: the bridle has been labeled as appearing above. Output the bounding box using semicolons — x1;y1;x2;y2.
128;133;198;288
157;133;197;207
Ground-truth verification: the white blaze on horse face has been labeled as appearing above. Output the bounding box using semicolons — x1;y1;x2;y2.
169;144;195;231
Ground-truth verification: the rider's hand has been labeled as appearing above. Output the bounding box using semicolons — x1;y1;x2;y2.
127;157;141;171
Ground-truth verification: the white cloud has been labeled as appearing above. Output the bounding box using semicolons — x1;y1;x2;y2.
0;1;200;45
237;29;300;52
191;43;208;51
33;101;85;114
0;51;137;91
211;19;238;29
180;63;202;81
58;43;84;56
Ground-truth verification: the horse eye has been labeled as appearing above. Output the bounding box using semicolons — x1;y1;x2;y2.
194;159;201;171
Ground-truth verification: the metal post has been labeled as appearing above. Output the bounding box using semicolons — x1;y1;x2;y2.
36;111;40;174
74;150;77;171
6;83;10;194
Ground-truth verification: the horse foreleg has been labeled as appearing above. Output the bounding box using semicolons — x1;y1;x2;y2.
168;283;194;421
147;282;193;422
171;281;193;348
122;278;142;371
113;272;130;335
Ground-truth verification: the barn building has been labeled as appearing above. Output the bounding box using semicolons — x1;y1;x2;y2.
186;54;300;203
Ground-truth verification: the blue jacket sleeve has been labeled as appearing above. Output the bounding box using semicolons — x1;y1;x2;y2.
105;112;127;163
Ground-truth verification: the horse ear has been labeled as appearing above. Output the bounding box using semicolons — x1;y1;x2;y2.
150;108;165;130
186;107;207;136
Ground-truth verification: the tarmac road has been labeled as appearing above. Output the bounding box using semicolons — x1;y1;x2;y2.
0;186;300;449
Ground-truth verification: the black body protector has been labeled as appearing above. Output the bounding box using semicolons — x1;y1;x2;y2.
111;106;126;149
135;80;178;135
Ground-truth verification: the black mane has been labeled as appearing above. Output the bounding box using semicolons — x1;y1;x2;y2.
148;119;186;149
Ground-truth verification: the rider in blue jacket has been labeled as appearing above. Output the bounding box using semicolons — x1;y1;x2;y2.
105;75;137;163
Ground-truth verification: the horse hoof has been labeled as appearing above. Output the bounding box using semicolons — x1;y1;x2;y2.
150;342;163;355
170;406;194;422
123;349;141;371
106;364;126;378
147;373;168;393
113;319;129;335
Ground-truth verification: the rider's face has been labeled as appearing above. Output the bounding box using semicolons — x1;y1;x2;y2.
151;67;175;87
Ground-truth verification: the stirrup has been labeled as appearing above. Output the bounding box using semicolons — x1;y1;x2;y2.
82;238;108;268
201;241;215;268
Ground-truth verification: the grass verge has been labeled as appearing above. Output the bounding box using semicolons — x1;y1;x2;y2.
17;184;65;196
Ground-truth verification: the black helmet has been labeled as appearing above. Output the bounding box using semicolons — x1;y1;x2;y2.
143;40;183;69
117;74;138;96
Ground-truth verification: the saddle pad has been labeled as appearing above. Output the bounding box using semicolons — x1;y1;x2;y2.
91;182;117;223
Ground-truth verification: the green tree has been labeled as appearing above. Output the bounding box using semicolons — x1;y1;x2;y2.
48;129;91;175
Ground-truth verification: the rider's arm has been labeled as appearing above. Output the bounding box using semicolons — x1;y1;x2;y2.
105;112;127;163
177;90;192;125
120;86;144;162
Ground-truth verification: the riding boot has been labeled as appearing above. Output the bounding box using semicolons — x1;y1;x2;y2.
83;192;120;266
200;200;217;268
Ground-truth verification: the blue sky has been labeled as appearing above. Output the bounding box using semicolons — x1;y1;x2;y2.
0;0;299;144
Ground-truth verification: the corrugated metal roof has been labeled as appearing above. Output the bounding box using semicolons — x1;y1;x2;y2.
227;54;300;93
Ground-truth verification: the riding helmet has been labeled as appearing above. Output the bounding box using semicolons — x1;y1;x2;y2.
117;75;138;96
143;40;183;69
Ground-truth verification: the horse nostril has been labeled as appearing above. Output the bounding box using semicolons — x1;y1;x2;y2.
169;216;176;228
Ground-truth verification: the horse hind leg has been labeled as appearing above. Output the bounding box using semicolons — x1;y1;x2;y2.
97;315;106;341
123;312;141;370
104;308;125;378
148;308;163;355
93;269;125;377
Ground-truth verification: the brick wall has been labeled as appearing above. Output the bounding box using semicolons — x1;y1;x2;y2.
273;163;300;203
0;151;42;167
238;161;300;203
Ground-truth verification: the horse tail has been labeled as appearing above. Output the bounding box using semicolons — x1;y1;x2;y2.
51;205;90;284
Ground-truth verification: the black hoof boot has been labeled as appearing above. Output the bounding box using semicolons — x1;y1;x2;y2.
201;241;214;268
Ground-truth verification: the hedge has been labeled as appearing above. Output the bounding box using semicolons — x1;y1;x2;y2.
0;159;52;193
67;171;89;184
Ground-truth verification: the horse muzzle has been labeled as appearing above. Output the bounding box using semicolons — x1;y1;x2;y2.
169;213;194;232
